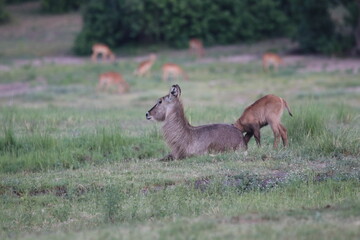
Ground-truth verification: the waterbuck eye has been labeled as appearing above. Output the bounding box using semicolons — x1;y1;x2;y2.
158;100;162;104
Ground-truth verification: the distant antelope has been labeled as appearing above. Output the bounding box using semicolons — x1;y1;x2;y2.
162;63;189;82
234;94;292;148
134;54;157;77
262;53;283;72
97;72;129;94
146;85;245;160
189;38;204;59
91;43;115;62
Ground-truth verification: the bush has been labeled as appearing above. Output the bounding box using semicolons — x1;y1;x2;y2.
0;0;9;24
290;0;357;54
40;0;85;13
5;0;35;4
74;0;360;55
74;0;293;55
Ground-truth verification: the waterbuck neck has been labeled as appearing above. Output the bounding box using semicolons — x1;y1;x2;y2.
162;101;192;147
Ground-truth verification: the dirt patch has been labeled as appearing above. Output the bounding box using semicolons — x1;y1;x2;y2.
190;53;360;74
141;171;290;195
223;214;269;224
0;80;48;98
0;183;100;198
13;57;87;67
1;46;359;75
0;82;30;97
218;54;258;64
284;55;360;74
194;171;289;192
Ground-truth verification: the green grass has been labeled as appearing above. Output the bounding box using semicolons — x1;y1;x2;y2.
1;2;360;239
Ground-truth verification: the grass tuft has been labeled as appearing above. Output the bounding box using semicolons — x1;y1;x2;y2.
286;103;327;143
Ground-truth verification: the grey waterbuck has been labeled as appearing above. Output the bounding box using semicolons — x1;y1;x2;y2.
146;85;245;160
234;94;292;148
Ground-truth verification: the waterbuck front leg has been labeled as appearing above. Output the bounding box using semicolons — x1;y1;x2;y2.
159;154;174;162
244;132;253;145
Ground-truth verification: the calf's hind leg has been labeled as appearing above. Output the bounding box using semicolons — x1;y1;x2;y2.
270;123;281;148
279;123;288;147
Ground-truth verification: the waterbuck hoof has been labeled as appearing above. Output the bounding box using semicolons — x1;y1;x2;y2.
159;154;174;162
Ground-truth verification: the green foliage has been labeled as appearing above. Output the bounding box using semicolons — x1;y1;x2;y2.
74;0;360;55
74;0;292;55
40;0;85;13
0;0;9;24
5;0;35;4
290;0;357;54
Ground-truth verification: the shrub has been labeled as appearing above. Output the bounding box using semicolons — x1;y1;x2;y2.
0;0;9;24
74;0;293;55
289;0;357;54
5;0;35;4
40;0;85;13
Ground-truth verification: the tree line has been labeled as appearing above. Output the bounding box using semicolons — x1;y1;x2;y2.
1;0;359;56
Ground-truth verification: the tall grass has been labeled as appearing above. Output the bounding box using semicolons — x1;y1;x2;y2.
285;103;360;157
0;119;166;173
286;103;327;143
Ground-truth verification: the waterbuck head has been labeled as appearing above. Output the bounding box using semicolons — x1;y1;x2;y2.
146;85;181;121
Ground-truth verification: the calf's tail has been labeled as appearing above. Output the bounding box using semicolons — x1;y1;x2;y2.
282;98;293;117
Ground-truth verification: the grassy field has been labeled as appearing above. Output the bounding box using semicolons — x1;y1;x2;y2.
1;2;360;240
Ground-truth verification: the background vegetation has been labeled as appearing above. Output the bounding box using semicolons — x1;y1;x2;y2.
0;0;10;23
2;0;359;55
40;0;84;13
73;0;359;55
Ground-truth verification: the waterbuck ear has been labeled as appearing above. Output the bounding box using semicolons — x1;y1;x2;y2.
169;84;181;98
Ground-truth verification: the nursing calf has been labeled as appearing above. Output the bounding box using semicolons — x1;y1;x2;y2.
234;95;292;148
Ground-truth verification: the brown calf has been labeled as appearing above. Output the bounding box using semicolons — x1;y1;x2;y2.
234;94;292;148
